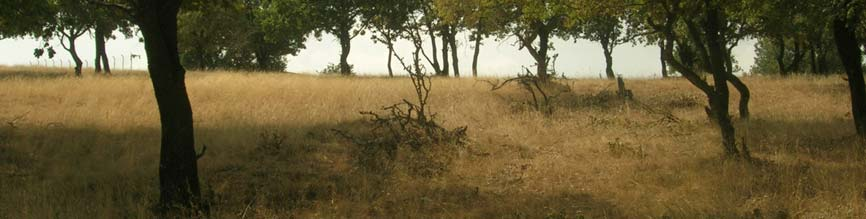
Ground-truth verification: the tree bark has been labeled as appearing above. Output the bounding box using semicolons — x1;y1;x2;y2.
94;24;111;74
725;47;750;119
601;36;615;79
95;25;105;73
427;22;442;75
833;16;866;136
338;26;352;75
472;30;481;77
704;4;738;156
787;40;806;73
441;27;450;77
659;40;669;78
809;44;818;74
775;35;788;76
448;28;460;77
728;75;750;119
387;41;394;77
63;35;83;77
536;27;550;81
133;0;204;215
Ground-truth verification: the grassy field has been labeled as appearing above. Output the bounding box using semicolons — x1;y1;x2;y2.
0;66;864;218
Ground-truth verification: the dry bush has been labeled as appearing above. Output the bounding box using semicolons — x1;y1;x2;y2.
484;74;576;115
335;53;467;177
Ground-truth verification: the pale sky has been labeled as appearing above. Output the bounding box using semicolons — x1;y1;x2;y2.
0;31;757;78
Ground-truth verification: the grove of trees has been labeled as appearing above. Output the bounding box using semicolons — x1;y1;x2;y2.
2;0;866;216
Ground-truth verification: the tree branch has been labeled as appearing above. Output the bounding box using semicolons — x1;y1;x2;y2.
88;0;133;15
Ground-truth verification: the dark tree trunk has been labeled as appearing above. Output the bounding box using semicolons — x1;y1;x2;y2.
441;27;450;77
64;35;83;77
705;5;738;156
833;16;866;136
255;43;273;71
100;42;110;74
537;27;550;81
427;22;442;75
472;30;481;77
195;31;207;70
775;35;788;76
387;42;394;77
677;41;696;70
809;46;818;74
94;25;106;73
725;47;750;119
788;40;806;73
133;0;204;215
660;40;669;78
601;36;615;79
728;75;751;119
94;24;111;74
448;28;460;77
817;46;829;74
338;26;352;75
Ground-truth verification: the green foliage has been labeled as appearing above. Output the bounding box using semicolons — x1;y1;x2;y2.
750;37;845;75
434;0;505;39
0;0;54;38
306;0;365;37
320;63;354;75
177;0;314;71
361;0;420;42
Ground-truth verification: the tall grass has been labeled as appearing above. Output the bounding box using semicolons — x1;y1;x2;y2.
0;66;863;218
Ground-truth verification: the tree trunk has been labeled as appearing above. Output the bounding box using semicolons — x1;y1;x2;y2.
65;35;83;77
427;22;442;75
677;41;696;70
728;75;750;120
705;6;738;157
833;17;866;136
387;42;394;77
787;40;805;73
94;24;111;74
775;35;788;76
338;27;352;75
601;36;615;79
659;40;669;78
724;47;750;119
537;28;550;81
448;28;460;77
94;25;105;73
472;31;481;77
100;42;111;74
809;46;818;74
134;0;204;215
195;31;207;70
441;27;450;77
817;45;829;74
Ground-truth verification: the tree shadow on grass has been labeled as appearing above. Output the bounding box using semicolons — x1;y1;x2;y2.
0;70;71;80
0;120;623;218
739;118;865;161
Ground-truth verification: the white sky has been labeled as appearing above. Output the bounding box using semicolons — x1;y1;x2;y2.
0;31;757;78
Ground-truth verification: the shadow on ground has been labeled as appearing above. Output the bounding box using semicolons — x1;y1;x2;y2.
0;120;622;218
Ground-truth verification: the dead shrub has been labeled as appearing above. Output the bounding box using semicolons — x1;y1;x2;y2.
484;73;575;115
334;45;467;177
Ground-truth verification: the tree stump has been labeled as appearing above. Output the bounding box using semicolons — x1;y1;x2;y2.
617;76;633;100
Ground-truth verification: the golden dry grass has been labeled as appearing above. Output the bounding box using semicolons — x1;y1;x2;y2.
0;66;864;218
